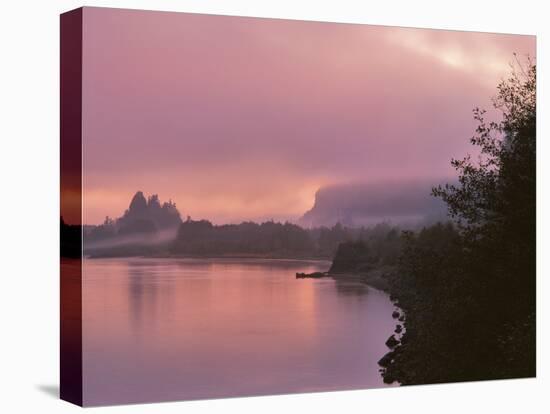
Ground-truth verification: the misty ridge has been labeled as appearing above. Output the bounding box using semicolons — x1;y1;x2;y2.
299;180;450;228
78;178;451;258
82;191;182;256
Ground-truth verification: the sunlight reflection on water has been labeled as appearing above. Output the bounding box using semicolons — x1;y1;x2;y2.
82;258;396;406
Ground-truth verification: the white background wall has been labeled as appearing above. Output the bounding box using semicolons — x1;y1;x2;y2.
0;0;548;412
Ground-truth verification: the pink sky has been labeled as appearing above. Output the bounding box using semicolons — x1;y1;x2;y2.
81;7;535;225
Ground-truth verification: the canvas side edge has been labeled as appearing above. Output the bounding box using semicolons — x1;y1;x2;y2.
60;7;84;407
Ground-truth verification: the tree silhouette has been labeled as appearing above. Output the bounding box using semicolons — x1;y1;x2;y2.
381;57;536;384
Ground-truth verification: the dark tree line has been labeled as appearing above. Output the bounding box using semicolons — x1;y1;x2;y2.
172;219;400;259
380;58;536;384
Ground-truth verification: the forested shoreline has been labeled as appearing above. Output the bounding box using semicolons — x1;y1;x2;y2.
83;215;402;260
376;60;536;384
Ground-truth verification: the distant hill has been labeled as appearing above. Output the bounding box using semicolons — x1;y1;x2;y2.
81;187;447;259
83;191;182;255
117;191;181;234
299;180;448;228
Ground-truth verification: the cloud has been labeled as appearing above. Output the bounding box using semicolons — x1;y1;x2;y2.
300;179;449;228
385;27;534;86
80;8;535;224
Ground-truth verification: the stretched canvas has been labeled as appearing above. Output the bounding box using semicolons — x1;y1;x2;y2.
60;6;537;407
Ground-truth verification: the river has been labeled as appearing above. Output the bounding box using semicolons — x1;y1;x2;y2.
82;257;397;405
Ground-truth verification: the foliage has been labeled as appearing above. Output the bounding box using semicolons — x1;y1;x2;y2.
329;224;402;273
381;58;536;384
172;218;401;259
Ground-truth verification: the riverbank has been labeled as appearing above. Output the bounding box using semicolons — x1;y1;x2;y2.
329;265;394;292
302;265;408;385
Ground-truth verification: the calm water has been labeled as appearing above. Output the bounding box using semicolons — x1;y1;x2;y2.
82;258;397;406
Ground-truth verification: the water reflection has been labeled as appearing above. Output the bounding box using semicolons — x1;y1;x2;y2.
333;278;371;297
82;258;396;406
127;264;159;332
